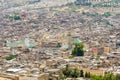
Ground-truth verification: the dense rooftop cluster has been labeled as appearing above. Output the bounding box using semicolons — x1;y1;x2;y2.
0;0;120;80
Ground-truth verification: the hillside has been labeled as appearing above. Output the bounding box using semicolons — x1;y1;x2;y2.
73;0;120;7
0;0;76;11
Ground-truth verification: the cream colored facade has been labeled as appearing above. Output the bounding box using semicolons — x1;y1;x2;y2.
0;77;12;80
0;74;19;80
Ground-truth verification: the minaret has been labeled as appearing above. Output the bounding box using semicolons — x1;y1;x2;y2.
25;37;30;48
68;31;72;49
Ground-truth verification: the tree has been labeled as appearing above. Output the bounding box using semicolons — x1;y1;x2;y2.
62;64;72;77
80;70;84;77
91;75;103;80
60;75;67;79
56;43;61;48
90;73;116;80
115;74;120;80
85;72;88;78
73;68;79;78
102;12;111;18
104;74;115;80
72;43;84;56
9;15;21;20
85;72;91;78
70;69;75;78
62;65;81;78
14;15;21;20
75;0;92;6
6;55;16;60
88;72;91;78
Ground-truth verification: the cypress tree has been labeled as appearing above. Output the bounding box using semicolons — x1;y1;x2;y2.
80;70;84;77
88;72;91;78
85;72;88;78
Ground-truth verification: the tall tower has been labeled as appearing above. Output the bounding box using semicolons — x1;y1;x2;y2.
68;31;73;49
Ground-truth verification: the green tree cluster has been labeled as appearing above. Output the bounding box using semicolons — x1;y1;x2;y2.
91;73;120;80
9;15;21;20
75;0;92;6
116;74;120;80
61;64;89;79
102;12;111;18
6;55;16;60
72;43;84;56
82;12;98;17
61;65;120;80
85;72;90;78
68;55;74;59
56;43;61;48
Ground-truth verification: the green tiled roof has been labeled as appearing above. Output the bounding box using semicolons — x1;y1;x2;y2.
61;44;69;49
6;41;36;48
73;38;82;44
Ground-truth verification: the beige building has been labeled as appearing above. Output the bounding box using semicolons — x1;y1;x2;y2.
0;74;19;80
82;68;105;76
104;46;112;53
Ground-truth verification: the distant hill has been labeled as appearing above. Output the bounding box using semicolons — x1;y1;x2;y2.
0;0;75;11
72;0;120;7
